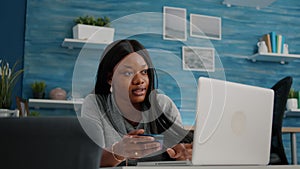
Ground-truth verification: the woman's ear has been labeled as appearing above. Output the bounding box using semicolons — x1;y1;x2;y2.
108;79;112;85
107;72;113;85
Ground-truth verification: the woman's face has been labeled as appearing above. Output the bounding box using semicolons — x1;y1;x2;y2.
111;52;149;107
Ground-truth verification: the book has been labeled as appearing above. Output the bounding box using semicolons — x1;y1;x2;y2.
270;31;277;53
262;33;272;53
277;34;282;54
281;35;285;53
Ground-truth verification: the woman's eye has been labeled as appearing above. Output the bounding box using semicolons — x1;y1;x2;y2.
141;69;148;75
123;71;134;76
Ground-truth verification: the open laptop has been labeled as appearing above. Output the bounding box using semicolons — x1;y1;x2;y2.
138;77;274;166
0;116;102;169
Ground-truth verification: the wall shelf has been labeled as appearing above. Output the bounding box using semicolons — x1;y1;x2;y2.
248;52;300;64
61;38;108;49
222;0;276;9
28;98;83;110
285;109;300;118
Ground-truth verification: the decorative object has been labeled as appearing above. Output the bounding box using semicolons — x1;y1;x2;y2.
0;59;24;109
286;89;298;110
31;81;46;99
73;15;114;44
49;87;67;100
257;41;268;53
182;46;215;72
190;13;222;40
283;43;289;54
163;6;187;41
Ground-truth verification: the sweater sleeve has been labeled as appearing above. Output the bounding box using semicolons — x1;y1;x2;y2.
157;94;183;128
81;94;106;147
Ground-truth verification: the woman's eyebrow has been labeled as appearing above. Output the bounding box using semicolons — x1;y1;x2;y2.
122;64;147;69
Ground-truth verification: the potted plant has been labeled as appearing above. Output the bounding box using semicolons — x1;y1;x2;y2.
31;81;46;99
286;88;298;110
29;111;40;117
72;15;115;44
0;59;24;109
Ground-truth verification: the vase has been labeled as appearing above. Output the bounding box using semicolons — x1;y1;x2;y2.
49;87;67;100
257;41;268;53
286;98;298;110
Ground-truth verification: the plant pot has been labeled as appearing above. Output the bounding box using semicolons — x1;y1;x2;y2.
286;98;298;110
33;92;45;99
72;24;115;44
0;109;19;117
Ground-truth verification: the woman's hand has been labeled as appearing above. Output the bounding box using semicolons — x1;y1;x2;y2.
166;143;193;161
112;129;162;159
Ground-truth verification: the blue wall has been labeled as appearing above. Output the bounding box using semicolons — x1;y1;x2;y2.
23;0;300;163
23;0;300;119
0;0;27;109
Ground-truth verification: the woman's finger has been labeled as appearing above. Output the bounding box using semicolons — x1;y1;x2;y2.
185;143;193;149
128;129;144;135
167;147;182;159
129;145;161;159
166;148;176;158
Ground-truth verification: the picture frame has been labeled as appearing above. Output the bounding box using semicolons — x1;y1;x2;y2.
190;14;222;40
182;46;215;72
163;6;187;41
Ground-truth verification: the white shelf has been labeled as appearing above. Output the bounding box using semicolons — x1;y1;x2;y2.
61;38;108;49
285;109;300;118
28;98;84;110
223;0;276;9
287;109;300;113
248;52;300;64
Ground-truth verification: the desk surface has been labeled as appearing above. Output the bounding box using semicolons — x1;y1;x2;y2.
184;126;300;133
282;127;300;133
106;165;300;169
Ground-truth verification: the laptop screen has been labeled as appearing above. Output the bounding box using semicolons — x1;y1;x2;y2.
192;77;274;166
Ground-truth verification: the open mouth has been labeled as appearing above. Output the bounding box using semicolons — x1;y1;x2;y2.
132;87;146;96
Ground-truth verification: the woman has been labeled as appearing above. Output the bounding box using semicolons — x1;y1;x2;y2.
81;39;193;167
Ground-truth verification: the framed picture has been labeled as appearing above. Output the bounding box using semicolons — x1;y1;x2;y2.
182;46;215;72
190;14;221;40
163;6;187;41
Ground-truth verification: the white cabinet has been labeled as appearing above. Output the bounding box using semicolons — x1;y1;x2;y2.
248;52;300;64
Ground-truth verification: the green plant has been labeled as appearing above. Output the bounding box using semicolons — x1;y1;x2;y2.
288;88;298;99
0;59;24;109
31;81;46;93
74;15;111;27
29;111;40;117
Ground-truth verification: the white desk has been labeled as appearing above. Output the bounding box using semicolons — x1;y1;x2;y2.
106;165;300;169
282;127;300;165
184;126;299;165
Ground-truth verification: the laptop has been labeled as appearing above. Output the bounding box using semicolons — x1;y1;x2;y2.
0;116;102;169
138;77;274;166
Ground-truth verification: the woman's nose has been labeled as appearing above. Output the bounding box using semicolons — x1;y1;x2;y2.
132;73;144;85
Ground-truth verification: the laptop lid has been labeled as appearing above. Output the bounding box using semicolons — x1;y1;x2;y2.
192;77;274;166
0;116;102;169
